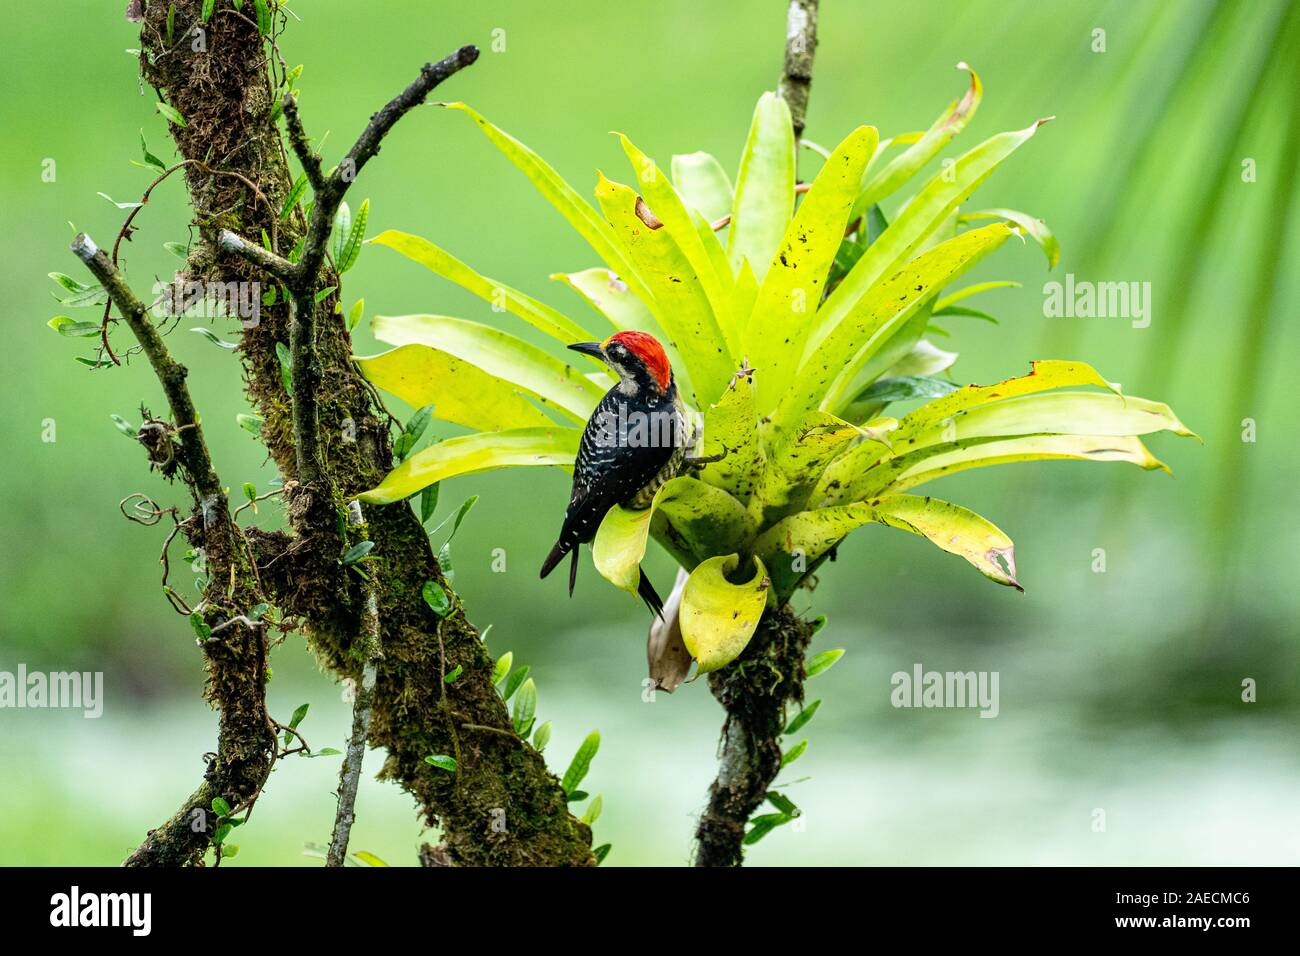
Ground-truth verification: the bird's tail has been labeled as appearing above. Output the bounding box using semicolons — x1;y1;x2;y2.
546;541;663;618
541;540;582;598
540;539;569;580
638;568;665;620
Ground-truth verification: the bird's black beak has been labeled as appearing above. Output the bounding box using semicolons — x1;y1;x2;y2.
567;341;606;362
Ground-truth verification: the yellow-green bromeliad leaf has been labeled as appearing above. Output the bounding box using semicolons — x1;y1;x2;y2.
550;267;655;332
814;361;1194;505
852;62;983;219
357;427;580;505
355;345;554;432
744;125;879;412
754;494;1019;601
728;92;795;283
836;434;1169;502
671;151;733;223
442;102;655;308
774;222;1016;433
680;553;771;674
370;314;604;423
369;230;595;346
698;368;764;502
592;476;752;594
618;135;738;353
594;174;734;407
960;209;1059;269
806;118;1050;358
748;410;860;528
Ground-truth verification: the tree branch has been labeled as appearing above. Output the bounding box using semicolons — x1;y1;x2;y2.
283;94;327;193
694;607;813;866
326;577;382;866
71;233;223;504
217;229;296;283
779;0;820;142
220;45;480;488
292;44;480;290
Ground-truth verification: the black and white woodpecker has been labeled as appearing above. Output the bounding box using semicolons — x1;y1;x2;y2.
540;330;690;618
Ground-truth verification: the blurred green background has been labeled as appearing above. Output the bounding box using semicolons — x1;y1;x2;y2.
2;0;1297;866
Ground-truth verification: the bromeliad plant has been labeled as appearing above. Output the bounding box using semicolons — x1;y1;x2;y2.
356;64;1194;677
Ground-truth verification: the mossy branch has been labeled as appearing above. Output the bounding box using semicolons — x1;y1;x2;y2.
220;46;480;487
71;235;275;868
72;234;223;504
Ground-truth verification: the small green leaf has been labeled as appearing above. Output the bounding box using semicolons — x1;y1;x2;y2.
236;413;263;436
439;544;456;586
744;812;793;845
313;285;336;304
422;579;452;617
805;649;844;678
275;341;293;395
163;241;189;259
166;3;175;42
289;702;309;729
201;0;215;23
53;279;109;307
190;327;238;350
810;615;828;633
310;747;342;757
784;699;821;736
332;201;351;265
48;317;101;337
419;483;440;524
566;790;589;803
430;494;479;545
253;0;271;35
189;612;212;640
221;843;240;858
532;720;552;753
156;102;187;128
780;739;808;768
352;850;389;867
280;173;307;221
242;482;257;502
593;843;612;864
110;414;135;437
348;298;365;332
49;272;90;295
581;794;603;825
342;540;375;565
443;664;463;684
932;304;999;323
393;404;434;463
502;665;530;701
425;754;457;773
213;823;232;846
491;652;512;686
511;678;536;736
211;796;233;817
337;198;369;273
139;131;167;170
96;192;143;210
766;791;800;816
561;731;600;796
